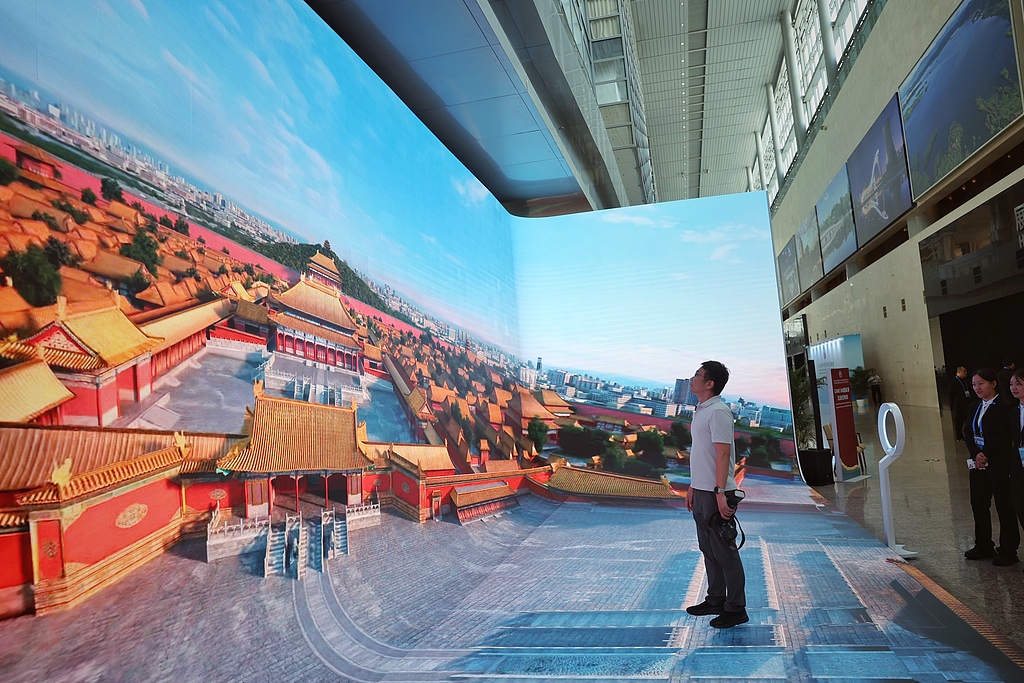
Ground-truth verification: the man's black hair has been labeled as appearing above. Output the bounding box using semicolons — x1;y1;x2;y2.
701;360;730;396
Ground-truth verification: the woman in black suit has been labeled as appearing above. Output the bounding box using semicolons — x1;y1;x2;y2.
963;367;1019;565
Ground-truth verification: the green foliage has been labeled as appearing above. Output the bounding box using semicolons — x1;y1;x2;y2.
100;177;124;203
158;215;174;229
80;187;97;205
789;366;825;450
850;366;871;400
734;436;749;456
634;430;666;468
183;266;201;282
217;264;228;276
252;241;413;324
120;230;162;276
196;247;205;255
44;236;81;268
197;236;206;244
125;268;150;295
977;68;1022;135
31;211;61;232
558;425;610;458
173;216;189;236
51;199;89;225
670;420;691;447
221;246;230;254
174;249;189;259
527;417;549;453
0;158;18;186
0;244;62;306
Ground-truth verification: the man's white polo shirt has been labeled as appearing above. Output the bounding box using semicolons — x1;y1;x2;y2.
689;395;737;492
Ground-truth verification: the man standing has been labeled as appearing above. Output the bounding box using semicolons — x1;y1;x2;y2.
948;366;973;441
685;360;747;628
868;369;883;407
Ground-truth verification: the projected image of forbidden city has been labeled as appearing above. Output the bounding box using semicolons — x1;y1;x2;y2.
778;235;801;305
0;0;793;666
847;94;912;247
899;0;1023;198
816;165;858;274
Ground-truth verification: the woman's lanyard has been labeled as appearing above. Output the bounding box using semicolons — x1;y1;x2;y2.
973;402;986;438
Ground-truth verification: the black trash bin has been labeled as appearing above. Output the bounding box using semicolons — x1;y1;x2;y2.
797;448;834;487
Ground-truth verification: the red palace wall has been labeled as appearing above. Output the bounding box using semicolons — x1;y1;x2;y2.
115;365;136;403
184;479;246;516
34;519;64;580
211;325;266;345
0;531;32;618
151;332;205;378
62;477;181;568
362;472;391;496
391;469;421;508
0;532;32;589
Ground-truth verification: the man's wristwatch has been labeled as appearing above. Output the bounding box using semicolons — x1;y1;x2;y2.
713;486;724;494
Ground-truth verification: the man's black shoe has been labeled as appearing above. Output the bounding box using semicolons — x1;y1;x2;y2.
710;609;749;629
964;546;997;560
686;601;725;616
993;553;1020;566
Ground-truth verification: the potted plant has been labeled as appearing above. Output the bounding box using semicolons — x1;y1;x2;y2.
789;365;833;486
850;366;871;409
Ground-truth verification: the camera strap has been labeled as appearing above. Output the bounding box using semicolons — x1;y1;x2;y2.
733;514;745;550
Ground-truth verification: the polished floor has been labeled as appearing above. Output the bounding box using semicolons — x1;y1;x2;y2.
814;401;1024;651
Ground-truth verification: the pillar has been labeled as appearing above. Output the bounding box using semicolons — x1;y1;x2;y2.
746;166;755;192
766;83;786;185
780;9;808;142
754;131;769;191
816;0;838;87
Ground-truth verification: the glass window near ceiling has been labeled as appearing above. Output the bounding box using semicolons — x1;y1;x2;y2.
590;16;620;39
596;80;628;105
587;0;618;18
594;59;625;83
592;38;624;60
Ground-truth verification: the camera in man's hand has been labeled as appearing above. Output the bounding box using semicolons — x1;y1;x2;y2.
712;489;745;547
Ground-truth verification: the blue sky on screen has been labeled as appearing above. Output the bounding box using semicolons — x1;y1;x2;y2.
0;0;788;407
0;0;519;348
514;193;789;408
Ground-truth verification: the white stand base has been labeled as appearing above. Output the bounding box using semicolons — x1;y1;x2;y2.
890;544;919;559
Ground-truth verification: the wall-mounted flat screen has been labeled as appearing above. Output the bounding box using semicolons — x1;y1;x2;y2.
778;236;800;306
847;94;912;246
816;165;858;274
795;208;823;292
900;0;1022;199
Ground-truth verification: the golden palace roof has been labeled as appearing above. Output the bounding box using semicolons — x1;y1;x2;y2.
309;251;340;276
217;385;372;474
0;360;74;423
139;298;234;353
273;312;361;349
492;387;512;408
534;389;572;412
389;443;454;474
507;389;556;421
451;483;515;508
0;339;104;371
24;305;161;369
80;250;147;281
483;459;520;473
362;343;382;361
547;465;677;499
235;299;270;326
0;424;243;492
15;443;185;506
272;277;356;332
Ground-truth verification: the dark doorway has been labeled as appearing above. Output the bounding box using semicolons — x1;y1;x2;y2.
939;290;1024;378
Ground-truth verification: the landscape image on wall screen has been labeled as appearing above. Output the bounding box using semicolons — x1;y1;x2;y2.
816;165;858;274
777;236;801;305
794;208;823;291
847;94;912;246
900;0;1022;198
